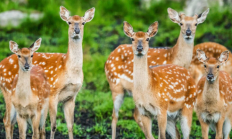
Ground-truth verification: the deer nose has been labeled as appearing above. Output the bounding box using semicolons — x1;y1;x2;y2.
74;28;80;34
24;64;30;69
186;29;191;36
137;46;143;52
207;74;214;80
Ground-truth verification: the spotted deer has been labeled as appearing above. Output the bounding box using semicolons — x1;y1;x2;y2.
105;8;209;138
121;21;196;139
0;6;95;139
195;49;232;139
8;39;50;139
190;42;232;83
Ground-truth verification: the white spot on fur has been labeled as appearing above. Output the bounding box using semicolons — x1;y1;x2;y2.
120;74;133;83
9;58;14;64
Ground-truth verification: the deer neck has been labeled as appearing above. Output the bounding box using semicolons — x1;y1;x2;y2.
133;54;151;98
171;32;194;68
203;77;220;104
16;67;32;101
66;37;83;71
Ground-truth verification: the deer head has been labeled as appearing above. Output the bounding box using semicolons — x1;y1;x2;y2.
168;8;209;43
60;6;95;40
196;49;229;83
123;21;158;57
9;38;42;71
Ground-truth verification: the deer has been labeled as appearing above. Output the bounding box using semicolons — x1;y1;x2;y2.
195;49;232;139
121;21;197;139
0;6;95;139
104;7;209;138
189;42;232;83
8;39;50;139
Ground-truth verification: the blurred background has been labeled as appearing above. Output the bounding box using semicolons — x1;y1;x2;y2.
0;0;232;138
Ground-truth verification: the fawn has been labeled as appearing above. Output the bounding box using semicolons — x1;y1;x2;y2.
190;42;232;83
123;21;196;139
9;38;50;139
195;49;232;139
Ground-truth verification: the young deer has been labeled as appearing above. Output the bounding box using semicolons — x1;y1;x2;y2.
195;50;232;139
190;42;232;83
105;8;209;138
0;6;95;139
122;21;197;139
9;39;50;139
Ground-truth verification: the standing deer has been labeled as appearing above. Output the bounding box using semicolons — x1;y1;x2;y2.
195;49;232;139
9;39;50;139
122;21;196;139
190;42;232;83
105;8;209;138
0;6;95;139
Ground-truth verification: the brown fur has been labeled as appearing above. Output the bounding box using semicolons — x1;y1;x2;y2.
190;42;232;83
196;71;232;138
130;28;196;138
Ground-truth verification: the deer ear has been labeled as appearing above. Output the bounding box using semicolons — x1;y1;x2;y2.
218;50;229;64
167;8;180;23
196;49;207;63
123;21;134;38
9;41;19;54
60;6;70;21
30;38;42;53
197;8;209;24
83;7;95;22
147;21;158;37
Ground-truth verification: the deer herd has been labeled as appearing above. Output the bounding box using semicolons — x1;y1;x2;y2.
0;5;231;139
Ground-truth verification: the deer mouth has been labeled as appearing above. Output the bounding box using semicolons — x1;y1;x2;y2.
71;33;81;39
185;36;192;40
206;76;216;83
135;51;145;57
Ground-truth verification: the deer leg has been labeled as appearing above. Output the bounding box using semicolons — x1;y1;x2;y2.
63;97;75;139
166;119;180;139
39;105;49;139
49;95;59;139
32;111;41;139
17;115;27;139
197;113;209;139
134;107;154;139
157;110;167;139
222;118;231;139
180;107;193;139
111;85;124;139
215;116;225;139
3;100;16;139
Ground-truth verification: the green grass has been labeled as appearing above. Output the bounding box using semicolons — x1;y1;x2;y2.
0;0;232;138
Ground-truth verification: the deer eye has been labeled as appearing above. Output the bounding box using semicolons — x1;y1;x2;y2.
204;65;206;68
82;22;85;25
68;22;71;25
195;23;198;26
146;38;149;41
217;65;220;68
131;38;135;41
180;23;183;26
31;55;33;57
18;55;21;58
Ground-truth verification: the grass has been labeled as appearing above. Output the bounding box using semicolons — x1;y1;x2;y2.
0;0;232;138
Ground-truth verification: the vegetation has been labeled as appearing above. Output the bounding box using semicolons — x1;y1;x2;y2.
0;0;232;138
